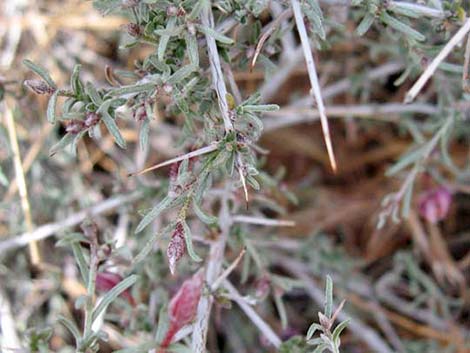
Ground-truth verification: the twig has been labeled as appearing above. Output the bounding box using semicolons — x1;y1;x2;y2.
191;184;232;352
250;8;293;71
129;144;218;176
0;289;22;352
405;18;470;103
211;248;246;291
201;2;233;133
4;122;54;202
232;215;295;227
293;61;405;106
0;191;142;254
462;32;470;92
270;1;296;60
3;100;41;265
224;280;282;348
291;0;337;172
263;103;439;131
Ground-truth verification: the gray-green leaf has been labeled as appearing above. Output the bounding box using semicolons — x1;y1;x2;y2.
23;59;57;89
47;90;59;124
91;274;138;323
135;196;172;234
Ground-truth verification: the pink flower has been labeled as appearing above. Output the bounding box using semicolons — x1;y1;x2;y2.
95;271;136;306
159;271;204;352
418;186;452;224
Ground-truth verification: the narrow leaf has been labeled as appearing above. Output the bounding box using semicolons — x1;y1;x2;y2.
324;275;333;318
192;201;217;224
47;90;59;124
101;111;126;149
306;323;323;340
380;12;425;42
181;221;202;262
139;119;150;151
91;275;138;323
135;196;172;234
72;242;90;284
356;13;375;36
57;315;81;344
49;133;74;156
198;25;234;45
109;82;156;96
23;59;57;88
167;65;197;85
186;34;199;66
332;319;350;344
158;17;177;61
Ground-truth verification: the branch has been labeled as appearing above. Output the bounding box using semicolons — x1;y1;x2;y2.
232;215;295;227
3;99;41;264
291;0;337;172
224;280;282;348
405;18;470;103
263;103;439;131
191;184;232;352
201;3;233;133
0;191;142;254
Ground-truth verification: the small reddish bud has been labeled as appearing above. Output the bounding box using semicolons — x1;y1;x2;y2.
24;80;55;95
65;120;86;134
418;186;452;224
187;22;197;36
162;83;173;94
159;271;204;352
133;104;147;122
318;312;331;330
254;274;271;299
166;5;178;16
84;112;101;127
95;271;136;306
126;23;143;37
166;223;186;275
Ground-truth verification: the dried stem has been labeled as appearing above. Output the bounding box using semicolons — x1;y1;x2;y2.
462;31;470;92
263;103;439;131
191;184;232;352
0;191;142;254
224;280;282;348
3;99;41;265
232;215;295;227
201;2;233;133
291;0;337;172
405;18;470;103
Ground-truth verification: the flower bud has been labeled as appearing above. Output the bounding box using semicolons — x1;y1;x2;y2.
418;186;452;224
187;22;197;36
166;6;178;17
318;312;331;331
24;80;55;95
85;112;101;127
126;23;142;37
254;274;271;299
162;83;173;94
65;120;86;134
